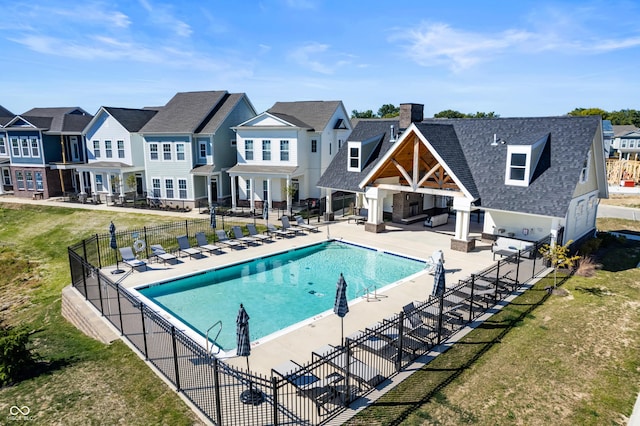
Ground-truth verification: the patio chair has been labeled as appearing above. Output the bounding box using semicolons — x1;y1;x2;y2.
347;330;403;363
272;359;341;415
367;321;424;358
246;223;272;243
195;232;224;254
281;216;305;235
294;215;320;232
176;235;203;259
400;303;439;344
232;226;260;246
215;229;243;250
149;244;177;265
119;246;147;271
312;344;385;388
266;223;295;238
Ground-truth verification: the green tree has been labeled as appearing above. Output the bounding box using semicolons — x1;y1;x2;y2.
434;109;467;118
351;109;375;119
539;240;581;288
469;111;499;118
0;321;35;386
377;104;400;118
568;107;608;118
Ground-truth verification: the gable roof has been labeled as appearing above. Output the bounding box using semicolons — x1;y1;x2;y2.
420;116;602;217
140;91;229;133
0;105;14;125
18;107;92;133
613;125;638;137
103;107;159;132
199;93;254;133
317;119;399;192
267;101;343;131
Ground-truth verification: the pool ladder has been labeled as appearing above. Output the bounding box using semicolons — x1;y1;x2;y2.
356;285;387;302
206;320;223;356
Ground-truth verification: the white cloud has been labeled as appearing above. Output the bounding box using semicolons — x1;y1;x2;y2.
288;42;355;74
137;0;192;38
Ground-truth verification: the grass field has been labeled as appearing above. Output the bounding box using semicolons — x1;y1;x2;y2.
0;201;638;425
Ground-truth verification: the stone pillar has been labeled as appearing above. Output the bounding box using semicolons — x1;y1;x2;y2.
450;197;475;252
364;187;386;233
324;189;334;221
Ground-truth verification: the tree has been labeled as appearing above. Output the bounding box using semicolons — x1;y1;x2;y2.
377;104;400;118
469;111;499;118
434;109;466;118
539;240;581;289
568;107;608;118
351;109;375;119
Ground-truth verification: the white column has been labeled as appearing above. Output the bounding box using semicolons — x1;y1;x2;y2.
90;172;97;196
0;169;5;195
286;175;292;214
207;176;212;205
364;187;384;224
79;171;87;195
267;178;272;208
118;172;125;201
325;189;332;214
550;217;562;247
453;197;472;241
249;177;255;211
230;175;237;210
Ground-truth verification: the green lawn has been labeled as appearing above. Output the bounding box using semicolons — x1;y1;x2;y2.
0;203;638;425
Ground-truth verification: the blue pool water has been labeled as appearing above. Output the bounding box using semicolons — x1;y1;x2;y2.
137;240;425;351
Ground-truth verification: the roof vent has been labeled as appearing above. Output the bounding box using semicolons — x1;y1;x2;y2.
390;125;395;142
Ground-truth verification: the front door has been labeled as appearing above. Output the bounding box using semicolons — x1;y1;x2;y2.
136;175;143;195
292;180;299;203
210;180;218;202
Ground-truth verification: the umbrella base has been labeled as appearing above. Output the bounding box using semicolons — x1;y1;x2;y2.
240;388;265;405
111;269;125;274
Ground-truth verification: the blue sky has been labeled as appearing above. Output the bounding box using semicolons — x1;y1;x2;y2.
1;0;639;118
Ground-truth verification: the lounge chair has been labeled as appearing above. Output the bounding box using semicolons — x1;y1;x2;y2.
347;330;403;362
215;230;243;250
176;235;203;259
272;359;341;415
246;224;272;243
367;321;424;358
312;344;385;388
294;215;319;232
195;232;224;254
266;223;295;238
281;215;305;235
400;302;438;344
118;246;147;271
149;244;177;264
232;226;260;246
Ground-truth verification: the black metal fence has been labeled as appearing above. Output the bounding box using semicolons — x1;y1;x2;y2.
67;220;551;425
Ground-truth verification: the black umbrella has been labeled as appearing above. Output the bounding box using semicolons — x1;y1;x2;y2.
431;259;446;297
334;273;349;347
236;304;264;405
210;205;217;229
262;201;268;224
109;221;124;274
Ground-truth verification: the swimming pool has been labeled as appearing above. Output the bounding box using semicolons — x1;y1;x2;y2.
136;240;425;353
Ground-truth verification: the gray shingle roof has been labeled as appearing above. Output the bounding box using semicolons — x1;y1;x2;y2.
20;107;91;133
104;107;159;132
319;116;601;218
267;101;343;131
140;91;228;133
199;93;251;134
0;105;14;122
421;116;601;217
317;119;399;192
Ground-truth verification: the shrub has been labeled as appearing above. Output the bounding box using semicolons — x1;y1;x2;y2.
579;237;602;256
575;256;600;277
0;321;34;386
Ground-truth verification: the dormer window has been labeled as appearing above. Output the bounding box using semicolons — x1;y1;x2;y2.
504;134;550;187
509;153;527;181
347;142;361;172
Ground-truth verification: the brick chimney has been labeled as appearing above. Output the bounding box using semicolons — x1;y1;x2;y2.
399;103;424;129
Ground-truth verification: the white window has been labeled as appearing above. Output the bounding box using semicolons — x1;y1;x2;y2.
21;138;29;156
280;140;289;161
2;169;11;186
163;143;171;161
11;138;20;156
348;145;360;171
262;140;271;160
105;140;112;158
30;138;39;157
178;179;187;199
16;171;24;189
509;153;527;181
245;179;251;199
25;171;34;190
311;139;317;153
117;140;125;158
630;140;636;148
165;179;174;198
198;141;207;161
93;140;100;158
152;178;161;198
245;140;254;160
176;143;185;161
622;140;628;148
35;171;43;191
95;174;104;192
149;143;158;160
0;137;6;155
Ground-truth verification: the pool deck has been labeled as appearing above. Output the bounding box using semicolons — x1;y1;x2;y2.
107;218;496;377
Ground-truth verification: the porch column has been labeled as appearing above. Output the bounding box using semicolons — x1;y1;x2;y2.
78;171;87;196
364;187;385;233
249;177;255;211
207;176;212;205
324;189;333;221
230;175;237;210
451;197;475;252
550;218;562;247
286;175;292;214
118;172;125;202
0;170;4;195
267;178;272;210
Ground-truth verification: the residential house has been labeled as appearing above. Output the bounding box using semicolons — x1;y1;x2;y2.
3;107;92;199
139;91;256;210
319;104;608;252
228;100;351;211
78;107;159;203
611;125;640;160
0;105;15;194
